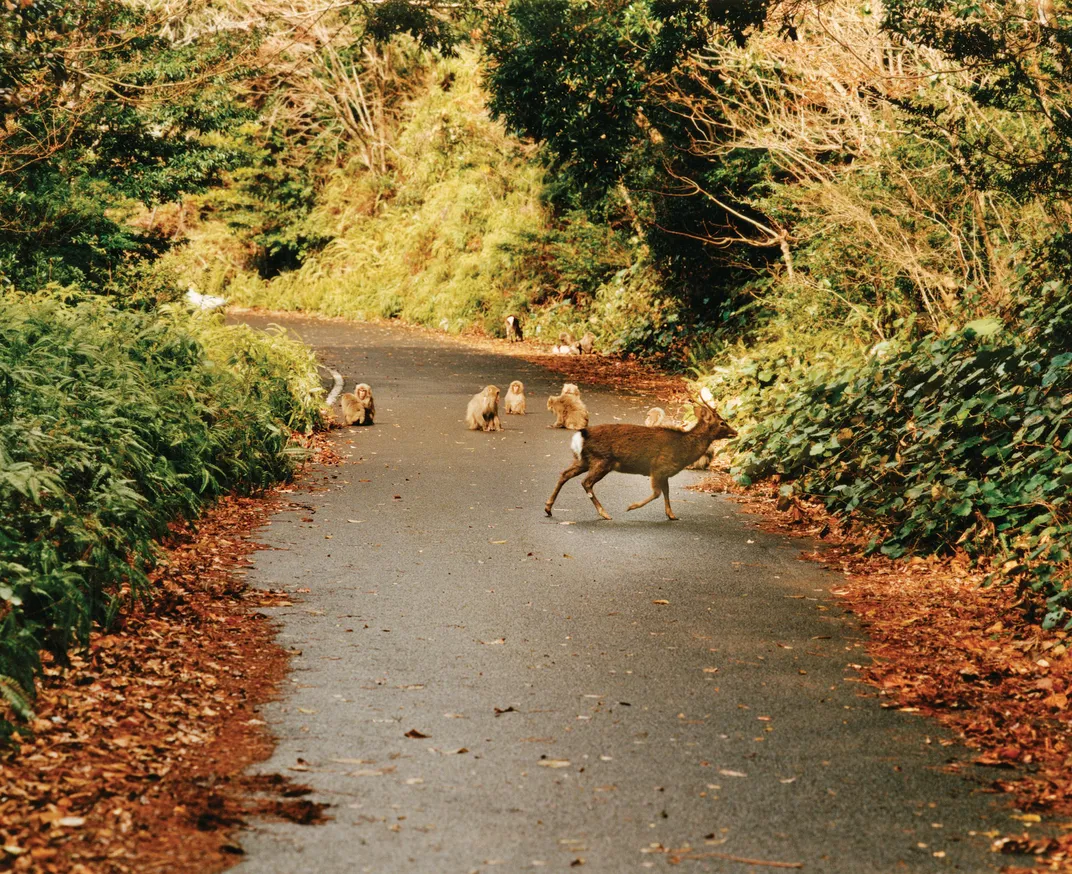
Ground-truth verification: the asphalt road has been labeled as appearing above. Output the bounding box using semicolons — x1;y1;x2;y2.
231;313;1016;873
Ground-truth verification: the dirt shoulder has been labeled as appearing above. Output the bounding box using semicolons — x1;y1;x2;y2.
0;440;336;874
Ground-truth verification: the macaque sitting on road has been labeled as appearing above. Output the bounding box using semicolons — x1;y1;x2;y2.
466;385;503;432
579;332;596;354
341;383;375;426
547;383;589;430
504;380;526;415
505;315;523;342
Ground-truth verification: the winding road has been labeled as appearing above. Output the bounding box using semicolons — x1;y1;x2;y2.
231;313;1015;873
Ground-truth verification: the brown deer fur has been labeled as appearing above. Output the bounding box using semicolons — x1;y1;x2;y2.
545;391;736;521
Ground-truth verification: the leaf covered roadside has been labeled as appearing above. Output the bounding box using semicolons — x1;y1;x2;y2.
491;333;1072;870
0;488;329;874
696;479;1072;872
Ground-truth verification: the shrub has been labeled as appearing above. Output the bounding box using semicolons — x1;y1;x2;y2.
0;294;322;739
732;287;1072;628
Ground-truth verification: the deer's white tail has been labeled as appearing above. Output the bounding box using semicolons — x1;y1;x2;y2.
570;430;585;457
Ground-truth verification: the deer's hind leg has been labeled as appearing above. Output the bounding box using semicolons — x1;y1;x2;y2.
581;460;614;520
627;474;664;514
545;457;588;516
658;476;678;520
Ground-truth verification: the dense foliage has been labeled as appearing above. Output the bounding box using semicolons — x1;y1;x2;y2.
0;1;252;297
482;0;775;314
734;290;1072;627
28;0;1067;631
0;295;321;739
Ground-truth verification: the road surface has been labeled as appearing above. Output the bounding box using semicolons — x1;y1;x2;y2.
231;313;1016;873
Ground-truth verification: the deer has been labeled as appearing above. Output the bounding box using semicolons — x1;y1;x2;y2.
544;387;736;521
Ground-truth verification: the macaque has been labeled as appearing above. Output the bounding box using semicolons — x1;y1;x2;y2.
553;331;580;355
579;332;596;354
504;380;526;415
341;383;375;426
466;385;503;432
505;315;523;342
644;407;676;428
547;383;589;430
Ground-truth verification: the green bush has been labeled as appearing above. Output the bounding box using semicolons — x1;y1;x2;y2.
732;286;1072;628
0;294;322;739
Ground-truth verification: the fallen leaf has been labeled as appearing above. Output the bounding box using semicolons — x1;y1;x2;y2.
539;759;571;769
652;600;670;605
56;817;85;828
718;769;747;778
404;729;430;739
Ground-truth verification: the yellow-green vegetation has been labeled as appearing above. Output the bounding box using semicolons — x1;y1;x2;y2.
220;51;547;329
26;0;1070;628
175;48;677;353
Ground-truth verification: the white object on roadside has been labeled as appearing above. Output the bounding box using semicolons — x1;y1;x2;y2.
184;287;227;310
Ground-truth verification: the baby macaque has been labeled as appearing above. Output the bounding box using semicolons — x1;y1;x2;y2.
505;314;523;342
341;382;375;425
504;380;526;415
644;406;678;428
466;385;503;432
579;332;596;354
547;383;589;430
